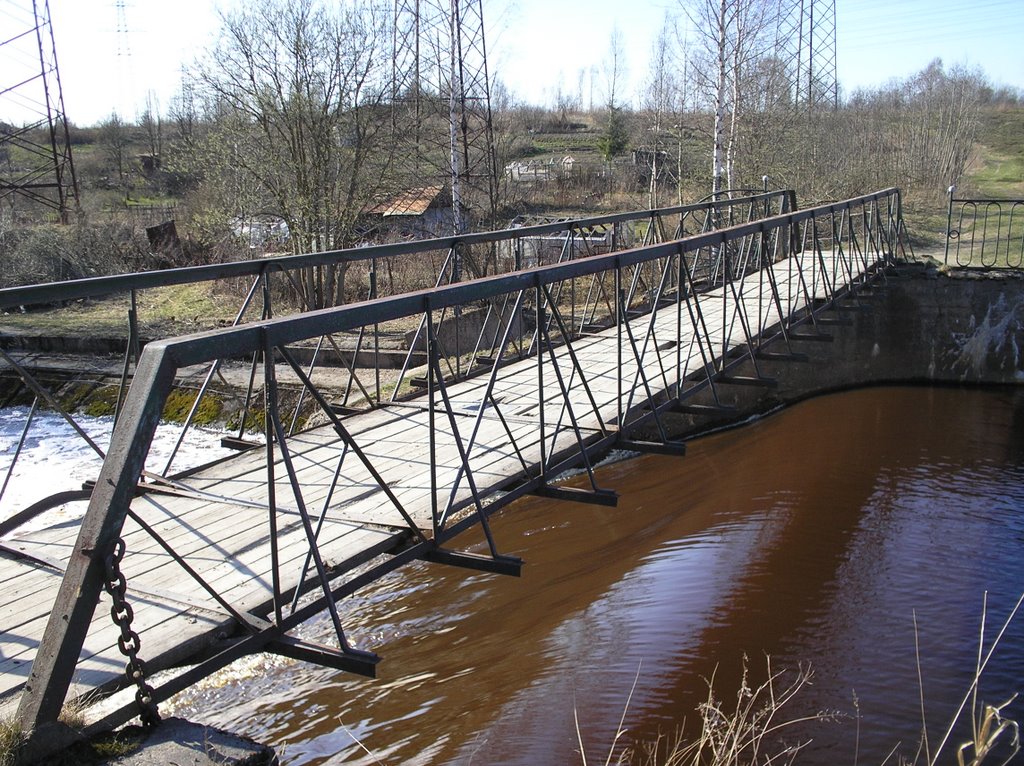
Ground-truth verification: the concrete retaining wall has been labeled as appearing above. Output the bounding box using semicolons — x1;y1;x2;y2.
656;263;1024;439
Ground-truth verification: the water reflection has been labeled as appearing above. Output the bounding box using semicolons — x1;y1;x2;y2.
168;386;1024;765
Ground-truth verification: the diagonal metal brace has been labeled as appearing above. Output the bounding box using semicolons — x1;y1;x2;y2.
423;548;523;577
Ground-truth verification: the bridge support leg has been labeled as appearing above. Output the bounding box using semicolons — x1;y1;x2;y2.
617;438;687;456
267;636;380;678
532;485;619;507
424;548;524;577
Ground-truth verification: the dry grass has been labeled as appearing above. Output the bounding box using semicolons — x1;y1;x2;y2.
579;658;829;766
0;717;25;766
911;592;1023;766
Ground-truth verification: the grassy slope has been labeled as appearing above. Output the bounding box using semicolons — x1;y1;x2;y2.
0;283;226;338
902;105;1024;253
968;105;1024;198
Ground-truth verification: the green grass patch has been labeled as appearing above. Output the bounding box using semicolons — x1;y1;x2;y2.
969;148;1024;198
82;385;121;418
162;389;223;424
0;282;235;339
967;106;1024;198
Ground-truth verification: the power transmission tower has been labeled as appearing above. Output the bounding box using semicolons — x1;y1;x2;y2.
392;0;500;247
114;0;135;119
777;0;838;110
0;0;80;222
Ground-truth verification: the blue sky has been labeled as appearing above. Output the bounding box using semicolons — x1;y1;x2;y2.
2;0;1022;126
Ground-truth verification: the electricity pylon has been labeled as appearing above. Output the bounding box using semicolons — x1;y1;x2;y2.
777;0;838;110
392;0;500;242
0;0;80;222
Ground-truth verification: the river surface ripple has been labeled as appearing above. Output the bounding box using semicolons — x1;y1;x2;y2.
154;386;1024;764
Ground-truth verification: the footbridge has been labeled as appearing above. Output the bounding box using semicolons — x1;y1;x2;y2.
0;188;908;754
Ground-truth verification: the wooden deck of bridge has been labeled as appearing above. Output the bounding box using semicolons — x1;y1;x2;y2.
0;249;866;716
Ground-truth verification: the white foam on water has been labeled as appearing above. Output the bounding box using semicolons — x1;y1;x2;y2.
0;407;236;534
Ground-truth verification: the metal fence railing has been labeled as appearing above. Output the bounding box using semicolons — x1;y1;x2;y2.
0;191;795;515
944;186;1024;269
11;189;906;745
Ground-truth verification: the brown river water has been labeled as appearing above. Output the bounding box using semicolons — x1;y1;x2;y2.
166;385;1024;765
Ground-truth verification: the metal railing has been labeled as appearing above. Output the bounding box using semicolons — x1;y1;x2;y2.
0;191;795;517
944;186;1024;269
12;188;906;744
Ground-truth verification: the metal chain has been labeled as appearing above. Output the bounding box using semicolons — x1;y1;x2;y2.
103;538;161;729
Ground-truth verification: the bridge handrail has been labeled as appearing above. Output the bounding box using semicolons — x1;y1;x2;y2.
944;186;1024;269
148;188;898;362
14;187;904;742
0;190;794;309
0;189;800;517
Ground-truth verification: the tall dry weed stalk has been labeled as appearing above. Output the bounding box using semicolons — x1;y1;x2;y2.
579;657;830;766
912;591;1022;766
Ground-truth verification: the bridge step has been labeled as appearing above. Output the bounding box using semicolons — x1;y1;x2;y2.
267;636;379;678
220;437;261;452
328;403;363;416
815;315;853;326
832;300;870;311
787;330;833;342
410;374;458;389
617;438;687;456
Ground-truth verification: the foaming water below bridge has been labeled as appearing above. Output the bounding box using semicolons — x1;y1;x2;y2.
166;386;1024;765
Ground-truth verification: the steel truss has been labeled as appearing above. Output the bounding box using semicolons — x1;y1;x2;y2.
10;189;907;747
776;0;838;110
391;0;498;232
0;191;792;523
0;0;80;220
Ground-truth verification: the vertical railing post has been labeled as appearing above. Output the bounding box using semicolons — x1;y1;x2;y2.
944;185;956;267
615;263;623;428
113;289;140;428
452;244;462;380
371;256;380;403
261;330;283;626
675;245;684;398
426;301;439;537
535;279;546;479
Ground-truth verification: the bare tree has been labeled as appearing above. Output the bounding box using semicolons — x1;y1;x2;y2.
139;91;163;160
602;25;628;110
642;16;684;207
842;59;985;196
683;0;778;194
99;112;132;200
190;0;392;308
